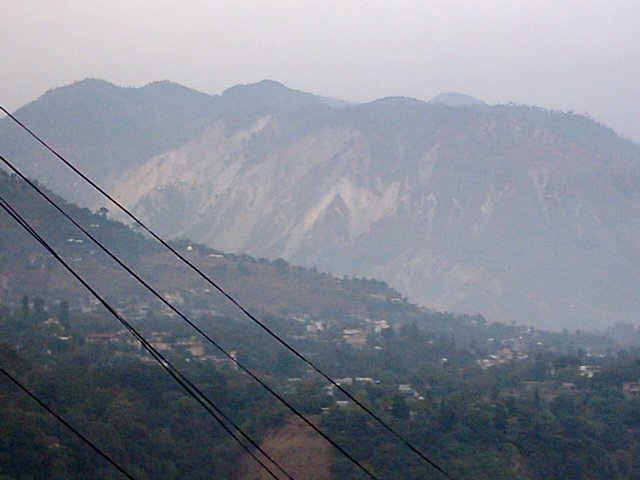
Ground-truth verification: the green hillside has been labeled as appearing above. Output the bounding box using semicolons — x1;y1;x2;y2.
3;169;640;479
0;168;406;318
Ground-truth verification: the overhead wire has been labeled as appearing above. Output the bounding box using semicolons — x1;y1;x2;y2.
0;154;380;480
0;365;138;480
0;104;455;480
0;194;293;480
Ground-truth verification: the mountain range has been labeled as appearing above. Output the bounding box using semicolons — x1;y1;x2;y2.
2;79;639;330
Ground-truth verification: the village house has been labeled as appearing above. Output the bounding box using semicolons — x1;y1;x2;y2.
398;384;421;399
149;331;172;351
623;381;640;398
85;332;120;344
579;365;601;378
342;329;367;348
373;320;390;333
175;336;206;358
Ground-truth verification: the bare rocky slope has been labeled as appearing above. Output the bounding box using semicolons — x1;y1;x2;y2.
113;95;640;330
3;80;640;330
235;417;331;480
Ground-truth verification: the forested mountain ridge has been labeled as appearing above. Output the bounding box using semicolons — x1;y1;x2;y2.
0;79;346;207
113;92;640;331
2;79;640;330
0;79;221;206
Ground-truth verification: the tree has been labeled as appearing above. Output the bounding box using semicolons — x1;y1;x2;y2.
57;300;70;329
389;394;410;420
21;295;29;322
32;298;46;323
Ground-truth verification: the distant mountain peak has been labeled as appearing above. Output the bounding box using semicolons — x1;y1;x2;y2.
73;77;114;87
143;79;182;90
221;79;349;112
54;78;118;94
37;79;187;104
430;92;486;108
222;79;291;96
368;96;427;108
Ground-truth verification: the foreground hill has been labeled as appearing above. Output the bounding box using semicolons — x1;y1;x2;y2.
0;168;405;319
4;163;640;480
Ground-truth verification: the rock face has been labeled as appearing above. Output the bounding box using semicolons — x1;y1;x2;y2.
3;80;640;329
113;96;640;330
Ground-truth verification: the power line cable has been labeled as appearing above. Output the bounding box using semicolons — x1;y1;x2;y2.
0;194;289;480
1;195;291;480
0;154;380;480
0;105;455;480
0;365;138;480
0;195;293;480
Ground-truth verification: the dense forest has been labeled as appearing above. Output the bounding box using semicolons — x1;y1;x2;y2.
3;296;640;479
3;168;640;478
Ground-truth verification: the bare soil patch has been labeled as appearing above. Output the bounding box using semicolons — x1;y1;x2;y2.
235;416;332;480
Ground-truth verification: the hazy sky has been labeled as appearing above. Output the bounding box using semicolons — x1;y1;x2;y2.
2;0;639;141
